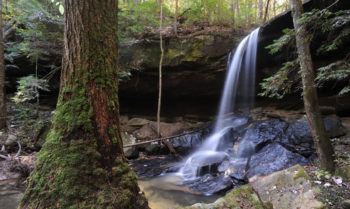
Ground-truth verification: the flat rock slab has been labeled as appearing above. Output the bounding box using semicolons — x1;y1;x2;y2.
250;164;324;209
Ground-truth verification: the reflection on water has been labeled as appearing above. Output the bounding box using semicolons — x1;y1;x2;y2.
138;174;219;209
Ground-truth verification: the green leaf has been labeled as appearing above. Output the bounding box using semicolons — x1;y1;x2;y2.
59;5;64;15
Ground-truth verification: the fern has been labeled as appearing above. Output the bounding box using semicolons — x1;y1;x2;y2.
259;60;299;99
265;28;295;55
316;61;350;87
12;75;50;104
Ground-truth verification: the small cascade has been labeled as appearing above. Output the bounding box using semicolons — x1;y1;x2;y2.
178;28;260;181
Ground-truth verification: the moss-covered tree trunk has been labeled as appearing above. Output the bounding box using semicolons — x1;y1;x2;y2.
19;1;149;208
0;0;6;129
290;0;335;172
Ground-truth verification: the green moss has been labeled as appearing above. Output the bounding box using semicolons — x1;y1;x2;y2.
294;166;311;181
335;166;350;181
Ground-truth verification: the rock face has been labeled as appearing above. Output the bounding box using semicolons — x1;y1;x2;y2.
250;165;324;209
119;34;240;100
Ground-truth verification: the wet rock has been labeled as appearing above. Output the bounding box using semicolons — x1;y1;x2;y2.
144;142;160;155
235;120;290;158
5;135;17;146
250;165;324;209
224;158;249;181
216;117;249;151
170;126;211;155
287;116;345;146
184;174;234;195
247;143;309;178
335;165;350;181
131;156;177;178
186;185;267;209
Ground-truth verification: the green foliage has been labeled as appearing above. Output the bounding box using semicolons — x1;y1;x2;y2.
4;0;63;64
265;28;295;55
259;60;299;99
316;61;350;95
312;169;331;180
12;75;50;104
260;9;350;99
119;1;161;39
317;29;350;55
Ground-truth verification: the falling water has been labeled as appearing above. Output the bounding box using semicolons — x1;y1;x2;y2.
179;28;260;180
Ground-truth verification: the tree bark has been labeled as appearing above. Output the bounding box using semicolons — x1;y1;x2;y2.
174;0;178;35
258;0;263;20
157;0;164;138
263;0;271;22
247;0;252;27
0;0;6;129
236;0;240;23
290;0;335;172
230;0;235;26
20;1;149;208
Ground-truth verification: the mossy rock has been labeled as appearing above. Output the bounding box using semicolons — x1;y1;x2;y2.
184;185;267;209
250;165;324;209
335;166;350;181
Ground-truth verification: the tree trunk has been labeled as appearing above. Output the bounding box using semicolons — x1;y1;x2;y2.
19;1;149;208
273;0;277;16
290;0;335;172
0;0;6;130
203;0;208;21
230;0;235;26
157;0;164;139
263;0;271;22
236;0;240;24
258;0;263;20
174;0;178;35
247;0;252;27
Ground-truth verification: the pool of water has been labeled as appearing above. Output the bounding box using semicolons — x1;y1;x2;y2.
0;180;24;209
138;174;219;209
0;175;219;209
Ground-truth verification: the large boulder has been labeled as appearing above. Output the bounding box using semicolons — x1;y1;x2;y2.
247;143;309;178
250;165;324;209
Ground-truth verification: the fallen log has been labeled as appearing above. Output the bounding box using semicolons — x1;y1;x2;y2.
123;127;206;148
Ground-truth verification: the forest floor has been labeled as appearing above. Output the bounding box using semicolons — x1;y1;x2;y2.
1;100;350;208
305;117;350;209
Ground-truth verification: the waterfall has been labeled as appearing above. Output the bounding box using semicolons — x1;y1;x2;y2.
179;28;260;180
